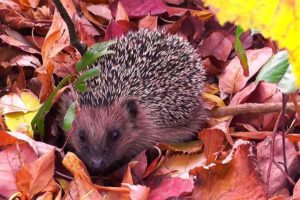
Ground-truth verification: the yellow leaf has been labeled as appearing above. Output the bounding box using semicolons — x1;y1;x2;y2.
4;91;41;137
203;0;300;86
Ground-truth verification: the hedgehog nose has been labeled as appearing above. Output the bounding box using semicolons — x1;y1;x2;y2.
91;159;104;169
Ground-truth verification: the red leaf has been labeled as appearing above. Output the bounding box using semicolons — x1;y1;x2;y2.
219;47;273;98
111;0;167;18
198;31;233;61
147;176;194;200
104;20;124;41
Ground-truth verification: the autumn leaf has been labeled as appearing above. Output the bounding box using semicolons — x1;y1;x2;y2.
1;91;41;137
190;140;267;199
16;150;59;199
203;0;300;86
0;143;38;199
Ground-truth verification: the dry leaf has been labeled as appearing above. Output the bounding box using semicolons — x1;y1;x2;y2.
191;140;267;199
219;48;273;98
0;143;38;199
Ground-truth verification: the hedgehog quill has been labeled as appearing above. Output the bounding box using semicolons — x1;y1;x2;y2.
56;29;206;175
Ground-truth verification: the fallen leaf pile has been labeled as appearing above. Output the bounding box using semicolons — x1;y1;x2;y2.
0;0;300;199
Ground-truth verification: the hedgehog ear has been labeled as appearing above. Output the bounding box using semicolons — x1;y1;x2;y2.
123;99;138;119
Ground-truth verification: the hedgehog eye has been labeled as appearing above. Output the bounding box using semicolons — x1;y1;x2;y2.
109;129;120;141
79;130;86;142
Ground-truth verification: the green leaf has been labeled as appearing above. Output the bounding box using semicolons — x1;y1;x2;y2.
63;101;77;131
76;40;116;72
278;64;297;94
235;25;249;76
74;67;100;93
256;50;289;83
31;75;75;136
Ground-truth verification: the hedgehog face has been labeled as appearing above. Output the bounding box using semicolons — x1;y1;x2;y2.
67;97;153;175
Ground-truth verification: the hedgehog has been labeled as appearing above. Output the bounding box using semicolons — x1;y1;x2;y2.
56;29;206;175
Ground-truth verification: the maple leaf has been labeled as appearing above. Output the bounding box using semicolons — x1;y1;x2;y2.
203;0;300;86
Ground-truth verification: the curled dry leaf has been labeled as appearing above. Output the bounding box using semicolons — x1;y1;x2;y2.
219;47;273;98
62;152;103;199
16;150;59;199
0;143;38;199
199;125;225;164
191;140;267;200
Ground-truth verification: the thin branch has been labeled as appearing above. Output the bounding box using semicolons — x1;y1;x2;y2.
52;0;87;55
266;95;288;195
280;94;289;181
210;102;297;118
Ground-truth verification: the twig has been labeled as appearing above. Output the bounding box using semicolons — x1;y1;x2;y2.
52;0;87;55
281;95;289;180
210;102;297;118
266;94;289;194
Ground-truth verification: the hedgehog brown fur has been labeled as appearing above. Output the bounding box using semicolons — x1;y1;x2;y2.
58;29;206;175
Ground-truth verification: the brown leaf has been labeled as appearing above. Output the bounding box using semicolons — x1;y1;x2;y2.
191;140;267;200
0;143;38;199
2;55;41;69
0;3;35;29
138;16;158;31
219;47;273;98
0;34;40;54
199;125;225;163
36;63;54;102
16;150;58;198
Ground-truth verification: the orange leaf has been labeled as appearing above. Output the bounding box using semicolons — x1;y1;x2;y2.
16;150;58;199
0;143;37;199
0;130;18;146
191;140;267;199
62;152;103;199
